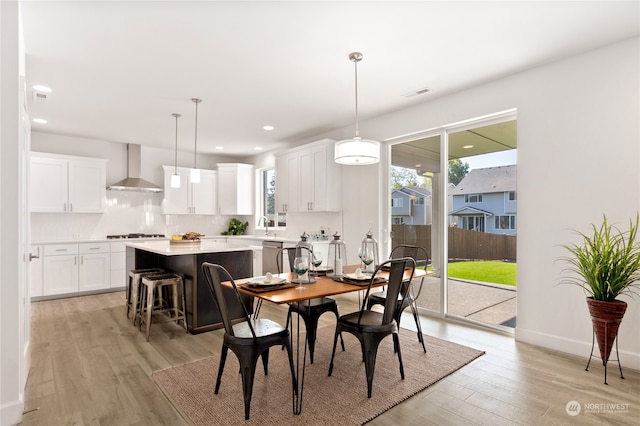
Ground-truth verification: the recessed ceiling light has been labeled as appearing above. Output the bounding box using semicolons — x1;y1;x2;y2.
263;125;274;131
32;118;47;124
215;146;224;150
32;85;52;93
254;147;263;151
415;164;422;168
463;145;474;149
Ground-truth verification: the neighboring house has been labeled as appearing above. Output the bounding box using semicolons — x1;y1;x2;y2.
450;164;517;235
391;186;432;225
392;184;456;226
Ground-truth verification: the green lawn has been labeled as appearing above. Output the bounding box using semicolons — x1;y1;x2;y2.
447;261;517;286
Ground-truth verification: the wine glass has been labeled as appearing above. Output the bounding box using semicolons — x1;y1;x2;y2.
312;251;323;270
358;247;374;273
293;256;309;290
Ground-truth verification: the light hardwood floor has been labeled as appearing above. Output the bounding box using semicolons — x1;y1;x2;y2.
21;291;639;425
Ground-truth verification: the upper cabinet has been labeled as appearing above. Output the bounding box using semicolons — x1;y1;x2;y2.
275;139;342;212
217;163;253;215
30;153;107;213
162;165;217;215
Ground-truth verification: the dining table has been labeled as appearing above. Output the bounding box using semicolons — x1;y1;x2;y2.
224;264;429;415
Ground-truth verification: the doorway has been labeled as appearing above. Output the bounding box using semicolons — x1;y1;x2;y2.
389;112;517;329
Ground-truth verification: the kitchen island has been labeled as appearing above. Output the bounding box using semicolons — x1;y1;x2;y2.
125;240;254;334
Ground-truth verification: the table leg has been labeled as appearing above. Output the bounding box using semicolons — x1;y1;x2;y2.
291;302;311;415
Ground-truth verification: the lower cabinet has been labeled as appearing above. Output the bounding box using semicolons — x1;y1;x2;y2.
78;243;110;292
42;242;110;297
43;244;79;296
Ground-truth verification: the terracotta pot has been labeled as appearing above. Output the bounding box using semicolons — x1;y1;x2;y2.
586;297;627;363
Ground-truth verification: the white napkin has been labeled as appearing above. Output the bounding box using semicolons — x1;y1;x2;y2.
264;272;273;283
355;268;365;279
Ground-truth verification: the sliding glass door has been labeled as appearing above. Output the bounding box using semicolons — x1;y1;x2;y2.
389;111;517;329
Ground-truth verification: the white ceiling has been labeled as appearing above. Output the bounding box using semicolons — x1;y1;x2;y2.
21;1;640;157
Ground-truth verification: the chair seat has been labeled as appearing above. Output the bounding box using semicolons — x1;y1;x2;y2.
340;310;397;332
232;319;287;339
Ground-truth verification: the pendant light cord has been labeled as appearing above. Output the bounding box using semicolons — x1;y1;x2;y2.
192;98;201;169
354;58;359;138
349;52;363;139
172;113;181;174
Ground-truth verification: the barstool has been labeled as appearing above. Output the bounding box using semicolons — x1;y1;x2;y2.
127;268;164;324
137;272;187;341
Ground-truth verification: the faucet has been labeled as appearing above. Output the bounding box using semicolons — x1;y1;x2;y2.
259;216;270;236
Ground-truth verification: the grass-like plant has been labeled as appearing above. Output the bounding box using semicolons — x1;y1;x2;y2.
558;214;640;301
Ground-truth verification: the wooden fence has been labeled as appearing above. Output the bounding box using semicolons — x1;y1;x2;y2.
391;225;517;261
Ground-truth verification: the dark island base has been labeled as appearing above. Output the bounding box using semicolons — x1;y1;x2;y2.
127;247;254;334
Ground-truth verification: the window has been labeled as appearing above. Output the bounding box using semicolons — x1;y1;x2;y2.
392;198;404;208
461;216;485;232
464;193;483;203
414;197;424;205
495;215;516;230
508;191;517;201
392;217;405;224
258;168;276;227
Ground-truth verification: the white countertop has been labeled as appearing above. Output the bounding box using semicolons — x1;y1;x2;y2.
124;240;259;256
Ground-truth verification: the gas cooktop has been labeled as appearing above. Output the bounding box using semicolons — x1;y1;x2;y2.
106;233;165;239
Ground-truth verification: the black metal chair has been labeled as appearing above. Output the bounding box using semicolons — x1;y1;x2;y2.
366;244;429;352
201;262;297;420
328;257;416;398
277;247;344;364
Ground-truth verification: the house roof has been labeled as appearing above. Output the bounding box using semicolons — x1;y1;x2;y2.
452;165;516;195
449;206;495;217
393;186;432;197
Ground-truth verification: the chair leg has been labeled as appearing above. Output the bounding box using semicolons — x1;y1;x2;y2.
362;335;380;399
261;348;270;375
215;345;229;394
145;281;154;341
327;326;342;377
410;302;427;353
239;363;258;420
393;332;405;380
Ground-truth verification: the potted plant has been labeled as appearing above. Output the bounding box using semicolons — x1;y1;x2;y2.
558;214;640;380
221;218;249;235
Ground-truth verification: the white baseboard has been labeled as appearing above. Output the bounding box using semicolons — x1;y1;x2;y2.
515;327;640;371
1;399;24;426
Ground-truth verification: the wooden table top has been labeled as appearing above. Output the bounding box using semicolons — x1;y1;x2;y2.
225;265;429;304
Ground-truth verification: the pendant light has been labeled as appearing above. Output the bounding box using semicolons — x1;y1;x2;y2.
334;52;380;165
190;98;202;183
171;113;181;188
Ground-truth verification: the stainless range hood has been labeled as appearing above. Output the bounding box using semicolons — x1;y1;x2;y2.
107;144;162;193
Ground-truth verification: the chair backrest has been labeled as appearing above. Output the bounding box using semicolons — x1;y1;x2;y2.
389;244;429;268
275;246;313;274
359;257;416;326
201;262;255;338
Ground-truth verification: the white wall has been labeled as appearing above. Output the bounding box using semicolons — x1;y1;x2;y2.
1;2;26;424
315;37;640;368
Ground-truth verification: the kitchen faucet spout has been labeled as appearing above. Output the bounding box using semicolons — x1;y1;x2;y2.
260;216;269;235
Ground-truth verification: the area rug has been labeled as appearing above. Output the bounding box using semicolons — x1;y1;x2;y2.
154;327;484;426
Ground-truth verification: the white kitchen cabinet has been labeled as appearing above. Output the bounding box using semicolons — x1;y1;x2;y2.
275;139;342;212
162;166;217;215
217;163;254;215
42;242;110;296
275;152;299;213
29;245;43;298
78;242;110;292
43;244;79;296
30;153;107;213
110;241;127;288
